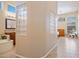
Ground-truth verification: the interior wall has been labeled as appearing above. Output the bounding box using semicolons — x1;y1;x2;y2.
78;9;79;38
3;1;16;33
0;10;4;34
16;1;57;57
0;1;16;34
46;1;57;54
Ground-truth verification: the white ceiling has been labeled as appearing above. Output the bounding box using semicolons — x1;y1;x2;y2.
57;1;79;14
16;1;26;6
16;1;79;14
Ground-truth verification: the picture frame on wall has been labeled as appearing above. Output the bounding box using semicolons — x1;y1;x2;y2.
5;18;16;29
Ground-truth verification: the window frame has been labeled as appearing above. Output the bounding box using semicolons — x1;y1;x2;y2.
7;4;16;13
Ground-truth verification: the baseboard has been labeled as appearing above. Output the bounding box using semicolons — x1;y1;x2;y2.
41;43;58;58
15;53;25;58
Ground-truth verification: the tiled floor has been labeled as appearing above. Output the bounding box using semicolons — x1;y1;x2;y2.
0;37;79;58
46;37;79;58
46;47;57;58
0;48;17;58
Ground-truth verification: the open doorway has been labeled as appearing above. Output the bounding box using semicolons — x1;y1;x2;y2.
57;1;78;38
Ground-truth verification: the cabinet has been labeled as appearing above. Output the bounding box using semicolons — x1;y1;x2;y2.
58;29;65;37
5;32;15;45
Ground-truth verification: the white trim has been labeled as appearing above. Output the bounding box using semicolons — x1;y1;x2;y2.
41;39;60;58
41;43;58;58
15;53;25;58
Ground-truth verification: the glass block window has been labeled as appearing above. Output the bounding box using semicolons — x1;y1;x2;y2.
46;13;56;34
16;4;27;36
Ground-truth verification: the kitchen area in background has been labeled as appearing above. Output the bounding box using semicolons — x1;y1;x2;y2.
57;2;78;38
57;11;78;38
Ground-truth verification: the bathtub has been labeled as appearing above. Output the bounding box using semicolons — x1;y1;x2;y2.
0;40;13;54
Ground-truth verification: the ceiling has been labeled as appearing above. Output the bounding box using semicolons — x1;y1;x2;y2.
16;1;79;14
57;1;79;14
16;1;26;6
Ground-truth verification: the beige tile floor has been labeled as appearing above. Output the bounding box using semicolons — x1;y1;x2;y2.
46;37;79;58
46;47;57;58
0;37;79;58
0;47;17;58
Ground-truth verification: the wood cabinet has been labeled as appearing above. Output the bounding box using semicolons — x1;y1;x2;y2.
5;32;16;45
58;29;65;37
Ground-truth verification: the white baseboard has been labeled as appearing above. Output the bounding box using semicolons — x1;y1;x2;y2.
41;43;58;58
15;53;25;58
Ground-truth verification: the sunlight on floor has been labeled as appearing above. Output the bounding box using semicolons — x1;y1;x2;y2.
47;38;79;58
65;39;77;50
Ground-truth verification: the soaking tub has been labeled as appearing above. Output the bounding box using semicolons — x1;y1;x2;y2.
0;40;13;54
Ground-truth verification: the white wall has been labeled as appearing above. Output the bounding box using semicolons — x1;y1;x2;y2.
78;9;79;38
0;10;4;34
0;1;16;34
16;1;57;57
3;1;16;32
46;2;57;54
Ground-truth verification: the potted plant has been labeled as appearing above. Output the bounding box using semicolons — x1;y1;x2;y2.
0;34;7;40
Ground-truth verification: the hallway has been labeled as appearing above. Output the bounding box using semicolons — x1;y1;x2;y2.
46;38;79;58
0;1;79;58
